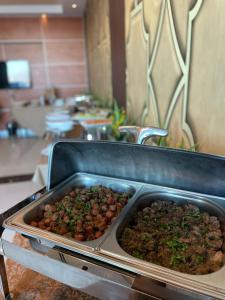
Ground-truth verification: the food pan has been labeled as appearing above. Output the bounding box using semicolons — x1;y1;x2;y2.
117;191;225;246
117;192;225;271
100;186;225;296
4;172;141;253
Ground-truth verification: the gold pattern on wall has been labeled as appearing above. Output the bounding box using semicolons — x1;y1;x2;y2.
126;0;203;147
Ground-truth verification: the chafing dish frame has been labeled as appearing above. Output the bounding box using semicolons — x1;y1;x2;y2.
2;140;225;300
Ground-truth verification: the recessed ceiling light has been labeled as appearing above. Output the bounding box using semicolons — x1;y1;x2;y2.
72;3;77;8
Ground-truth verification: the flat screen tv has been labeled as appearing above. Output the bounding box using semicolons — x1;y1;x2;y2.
0;60;32;89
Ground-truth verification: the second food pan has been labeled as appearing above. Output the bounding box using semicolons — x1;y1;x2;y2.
100;186;225;295
4;172;141;253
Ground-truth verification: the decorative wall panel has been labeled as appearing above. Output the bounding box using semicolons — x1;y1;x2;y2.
143;0;163;54
150;2;182;128
126;0;204;150
85;0;113;103
188;0;225;155
125;0;135;42
169;0;196;58
126;2;149;124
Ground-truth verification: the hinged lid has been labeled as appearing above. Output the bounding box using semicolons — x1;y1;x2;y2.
47;140;225;197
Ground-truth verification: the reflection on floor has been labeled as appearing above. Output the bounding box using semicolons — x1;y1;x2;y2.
2;234;98;300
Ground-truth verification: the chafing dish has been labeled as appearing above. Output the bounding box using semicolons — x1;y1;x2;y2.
2;138;225;300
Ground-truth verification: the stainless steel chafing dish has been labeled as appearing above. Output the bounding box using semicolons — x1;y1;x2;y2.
1;128;225;300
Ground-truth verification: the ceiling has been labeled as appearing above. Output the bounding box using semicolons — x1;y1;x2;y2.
0;0;87;17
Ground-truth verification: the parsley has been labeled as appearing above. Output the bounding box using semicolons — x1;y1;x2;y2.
167;239;187;252
170;254;186;266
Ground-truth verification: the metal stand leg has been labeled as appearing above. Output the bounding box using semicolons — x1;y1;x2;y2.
0;192;45;300
0;255;10;300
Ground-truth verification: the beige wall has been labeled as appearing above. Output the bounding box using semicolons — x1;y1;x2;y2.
85;0;113;104
0;17;88;128
125;0;225;155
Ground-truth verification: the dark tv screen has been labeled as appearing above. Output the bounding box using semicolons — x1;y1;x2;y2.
0;60;31;89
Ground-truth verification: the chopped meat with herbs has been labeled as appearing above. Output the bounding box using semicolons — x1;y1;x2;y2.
30;185;129;241
119;200;224;275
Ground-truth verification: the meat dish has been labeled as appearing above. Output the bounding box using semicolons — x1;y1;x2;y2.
29;185;129;241
120;200;224;275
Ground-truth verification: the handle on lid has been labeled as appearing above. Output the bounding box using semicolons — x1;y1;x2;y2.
119;126;168;145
